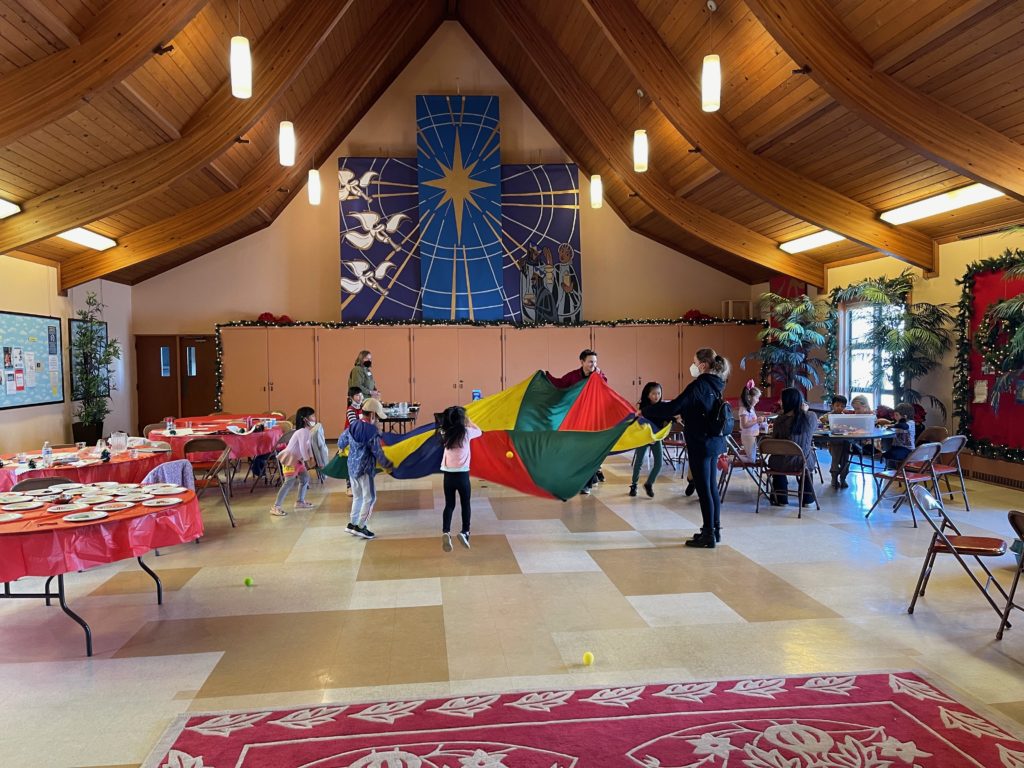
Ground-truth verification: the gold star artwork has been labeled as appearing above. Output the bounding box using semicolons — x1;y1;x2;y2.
422;132;494;242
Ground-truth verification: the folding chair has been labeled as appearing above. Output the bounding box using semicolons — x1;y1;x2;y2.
142;423;164;438
997;510;1024;640
907;486;1011;627
755;438;819;519
183;437;235;527
866;442;941;527
662;422;686;472
932;435;971;510
719;434;768;502
246;428;294;492
916;425;948;446
11;476;74;492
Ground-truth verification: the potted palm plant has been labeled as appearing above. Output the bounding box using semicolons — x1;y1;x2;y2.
70;292;121;444
741;293;833;391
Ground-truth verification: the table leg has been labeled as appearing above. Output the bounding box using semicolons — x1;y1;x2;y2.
137;557;163;605
44;575;55;606
56;574;93;657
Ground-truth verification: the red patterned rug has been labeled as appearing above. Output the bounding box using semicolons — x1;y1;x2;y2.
146;672;1024;767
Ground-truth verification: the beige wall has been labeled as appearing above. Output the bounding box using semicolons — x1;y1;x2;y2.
131;21;751;335
826;230;1024;429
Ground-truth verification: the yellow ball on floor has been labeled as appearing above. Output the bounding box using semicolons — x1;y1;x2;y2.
582;651;594;666
505;450;514;459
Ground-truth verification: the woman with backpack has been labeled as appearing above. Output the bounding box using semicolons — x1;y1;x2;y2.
678;347;732;549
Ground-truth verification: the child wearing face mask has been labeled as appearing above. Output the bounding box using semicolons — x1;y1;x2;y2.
270;405;318;517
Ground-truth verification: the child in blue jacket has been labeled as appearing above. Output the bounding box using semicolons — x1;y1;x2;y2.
337;398;393;539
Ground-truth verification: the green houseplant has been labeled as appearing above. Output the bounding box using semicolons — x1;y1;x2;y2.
70;292;121;444
741;293;833;391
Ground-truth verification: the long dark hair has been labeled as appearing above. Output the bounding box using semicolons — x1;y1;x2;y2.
295;405;315;427
638;381;662;409
439;405;468;450
780;387;808;435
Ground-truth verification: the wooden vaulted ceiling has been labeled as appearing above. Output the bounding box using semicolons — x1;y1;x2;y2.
2;0;1024;291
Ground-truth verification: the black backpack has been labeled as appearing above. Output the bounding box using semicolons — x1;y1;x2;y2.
706;395;734;438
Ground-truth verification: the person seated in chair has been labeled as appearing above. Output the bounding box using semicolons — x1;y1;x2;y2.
881;403;917;468
821;395;852;489
768;388;819;506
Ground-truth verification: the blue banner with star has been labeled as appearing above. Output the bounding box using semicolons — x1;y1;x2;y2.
416;95;505;320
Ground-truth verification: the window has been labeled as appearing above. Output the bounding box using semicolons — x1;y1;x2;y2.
845;304;902;409
159;346;171;377
185;346;197;377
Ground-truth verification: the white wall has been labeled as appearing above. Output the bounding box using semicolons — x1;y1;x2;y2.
131;21;752;335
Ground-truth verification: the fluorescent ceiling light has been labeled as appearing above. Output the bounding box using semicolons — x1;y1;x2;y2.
880;183;1003;224
779;229;845;253
58;227;117;251
0;198;21;218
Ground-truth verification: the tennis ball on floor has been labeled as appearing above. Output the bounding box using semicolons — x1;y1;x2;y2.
244;577;254;587
505;450;514;459
582;651;594;666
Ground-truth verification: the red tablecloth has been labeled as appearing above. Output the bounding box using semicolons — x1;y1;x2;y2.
151;426;283;460
0;490;202;581
0;450;172;492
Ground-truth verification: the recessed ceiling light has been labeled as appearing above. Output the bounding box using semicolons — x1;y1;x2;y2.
779;229;845;254
880;183;1003;225
0;198;21;218
57;228;117;251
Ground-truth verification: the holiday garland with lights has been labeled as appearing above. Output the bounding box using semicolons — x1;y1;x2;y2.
212;316;767;411
952;248;1024;465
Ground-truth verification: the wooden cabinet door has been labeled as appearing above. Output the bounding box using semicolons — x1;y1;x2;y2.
719;324;762;398
546;326;592;378
502;327;546;388
635;325;681;399
363;326;412;403
220;327;269;414
267;327;316;415
412;327;458;425
315;327;364;437
680;325;720;391
457;327;503;402
592;326;639;401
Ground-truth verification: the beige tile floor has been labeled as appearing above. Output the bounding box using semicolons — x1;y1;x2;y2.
1;455;1023;767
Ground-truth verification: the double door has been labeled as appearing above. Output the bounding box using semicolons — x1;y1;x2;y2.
135;335;217;433
412;327;503;424
219;327;316;418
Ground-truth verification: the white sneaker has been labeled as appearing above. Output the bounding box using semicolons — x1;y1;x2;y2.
442;532;453;552
269;506;287;517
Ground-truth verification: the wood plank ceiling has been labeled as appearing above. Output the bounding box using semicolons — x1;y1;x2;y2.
0;0;1022;290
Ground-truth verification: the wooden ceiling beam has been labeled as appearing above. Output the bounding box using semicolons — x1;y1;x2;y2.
0;0;205;146
486;0;822;286
0;0;353;255
744;0;1024;204
116;81;181;141
60;0;440;290
582;0;934;272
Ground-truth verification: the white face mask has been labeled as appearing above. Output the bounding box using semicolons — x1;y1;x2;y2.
689;363;701;378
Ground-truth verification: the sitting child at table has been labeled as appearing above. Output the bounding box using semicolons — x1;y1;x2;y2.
882;403;917;467
821;395;852;489
270;406;318;517
737;379;764;462
768;388;819;507
337;398;392;540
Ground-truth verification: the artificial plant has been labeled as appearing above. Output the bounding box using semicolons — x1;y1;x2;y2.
741;293;833;391
71;292;121;427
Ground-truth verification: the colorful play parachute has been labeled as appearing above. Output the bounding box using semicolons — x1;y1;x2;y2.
325;371;669;500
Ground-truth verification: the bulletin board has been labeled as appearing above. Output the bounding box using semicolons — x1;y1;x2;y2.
0;311;64;410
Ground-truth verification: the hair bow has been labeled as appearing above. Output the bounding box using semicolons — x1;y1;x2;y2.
745;379;755;389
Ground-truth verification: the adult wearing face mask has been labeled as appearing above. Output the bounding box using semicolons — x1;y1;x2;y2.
677;347;732;549
348;350;380;399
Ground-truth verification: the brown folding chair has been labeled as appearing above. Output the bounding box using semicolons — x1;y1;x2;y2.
932;435;971;510
997;510;1024;640
907;486;1011;627
183;437;235;527
916;425;948;446
246;428;294;492
662;422;686;472
142;423;164;438
11;476;74;492
755;438;819;518
719;434;767;502
867;442;942;527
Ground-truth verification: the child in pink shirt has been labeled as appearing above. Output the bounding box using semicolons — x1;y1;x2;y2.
438;405;482;551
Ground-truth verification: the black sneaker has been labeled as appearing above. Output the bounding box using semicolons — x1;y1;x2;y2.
684;536;716;549
580;486;592;495
596;470;606;483
643;482;654;498
442;532;453;552
628;484;637;497
346;523;360;536
458;531;471;549
684;481;696;497
357;526;375;540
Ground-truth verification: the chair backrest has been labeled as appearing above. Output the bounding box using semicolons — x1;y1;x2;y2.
270;411;286;418
141;459;195;489
758;438;804;458
143;423;164;438
901;441;941;468
11;476;74;491
183;437;229;454
917;426;948;445
1009;511;1024;541
939;434;967;460
275;420;293;433
275;429;295;451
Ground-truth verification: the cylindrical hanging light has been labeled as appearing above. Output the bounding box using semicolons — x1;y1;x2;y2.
702;54;721;112
307;168;321;205
230;35;251;99
590;174;603;209
633;130;648;173
279;121;295;166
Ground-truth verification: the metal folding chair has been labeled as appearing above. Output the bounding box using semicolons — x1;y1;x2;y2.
755;438;819;519
932;435;971;510
184;437;235;527
662;422;686;472
866;442;942;527
11;476;74;492
718;434;768;502
997;510;1024;640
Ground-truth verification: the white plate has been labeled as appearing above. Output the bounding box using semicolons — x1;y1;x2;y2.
0;512;24;522
114;482;140;489
72;459;101;467
142;497;183;507
0;493;31;504
63;487;92;495
1;501;43;511
92;501;135;512
88;481;121;488
78;495;114;505
23;487;68;496
55;482;85;490
149;486;189;495
117;493;154;502
144;483;176;489
63;510;108;522
47;503;89;514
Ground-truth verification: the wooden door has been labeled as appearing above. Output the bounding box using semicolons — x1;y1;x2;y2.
546;326;592;378
592;326;639;401
363;326;412;403
135;335;180;433
457;327;503;402
178;335;217;417
220;327;270;414
502;327;546;388
267;327;316;415
635;325;681;399
315;327;364;436
412;326;458;424
719;324;762;398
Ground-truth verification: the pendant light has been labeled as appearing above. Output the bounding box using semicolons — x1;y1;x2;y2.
590;174;603;209
229;0;251;99
701;1;721;112
633;89;648;173
307;168;322;205
279;121;295;166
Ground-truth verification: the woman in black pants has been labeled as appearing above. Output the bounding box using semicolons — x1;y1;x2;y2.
678;347;732;549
